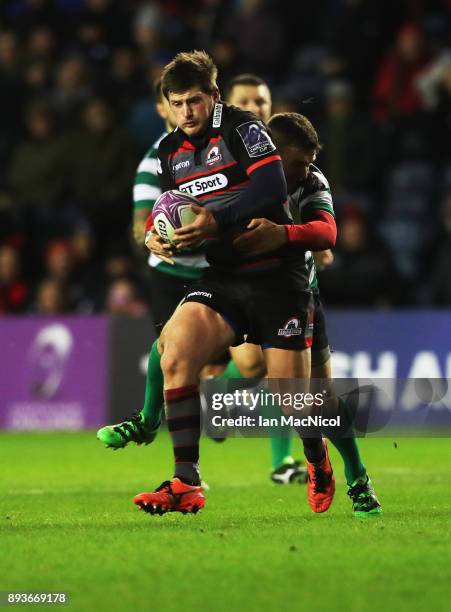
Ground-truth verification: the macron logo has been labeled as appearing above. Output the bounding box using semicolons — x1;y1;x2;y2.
187;291;212;299
173;160;190;172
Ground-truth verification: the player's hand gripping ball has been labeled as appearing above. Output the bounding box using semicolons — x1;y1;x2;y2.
152;190;200;245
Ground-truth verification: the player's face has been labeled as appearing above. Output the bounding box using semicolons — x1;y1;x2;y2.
228;84;272;122
168;87;219;136
279;145;316;193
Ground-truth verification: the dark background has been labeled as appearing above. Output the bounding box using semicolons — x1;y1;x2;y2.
0;0;450;316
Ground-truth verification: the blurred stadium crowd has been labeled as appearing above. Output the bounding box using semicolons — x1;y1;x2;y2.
0;0;450;315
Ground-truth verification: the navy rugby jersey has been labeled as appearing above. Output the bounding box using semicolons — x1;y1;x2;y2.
157;102;304;272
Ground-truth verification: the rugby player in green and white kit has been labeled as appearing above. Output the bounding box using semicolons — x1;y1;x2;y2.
234;112;381;516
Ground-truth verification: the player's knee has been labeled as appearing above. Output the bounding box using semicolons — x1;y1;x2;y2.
160;351;196;385
238;359;266;379
160;351;181;378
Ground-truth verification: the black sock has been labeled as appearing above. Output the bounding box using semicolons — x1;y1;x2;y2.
165;385;201;486
302;437;325;464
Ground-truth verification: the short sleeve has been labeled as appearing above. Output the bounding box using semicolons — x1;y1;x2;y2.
133;149;162;210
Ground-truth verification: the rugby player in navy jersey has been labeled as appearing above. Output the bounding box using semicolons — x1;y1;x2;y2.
133;51;334;515
98;73;306;486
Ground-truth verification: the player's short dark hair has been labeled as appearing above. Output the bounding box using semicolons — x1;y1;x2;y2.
225;73;269;99
161;50;218;99
268;113;322;153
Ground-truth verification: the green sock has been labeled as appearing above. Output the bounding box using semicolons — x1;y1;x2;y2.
140;339;164;431
328;398;366;485
269;436;294;470
262;390;294;470
220;360;293;470
219;359;242;379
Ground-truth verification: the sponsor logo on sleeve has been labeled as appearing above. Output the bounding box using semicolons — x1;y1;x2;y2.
179;173;228;196
236;121;276;158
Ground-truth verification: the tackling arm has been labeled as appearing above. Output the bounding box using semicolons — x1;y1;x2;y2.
284;210;337;250
234;209;336;257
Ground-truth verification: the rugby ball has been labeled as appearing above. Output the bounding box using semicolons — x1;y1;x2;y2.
152;190;199;244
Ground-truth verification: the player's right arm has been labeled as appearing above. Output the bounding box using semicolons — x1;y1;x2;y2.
142;138;177;261
134;209;151;247
144;213;175;264
155;136;218;250
313;249;334;269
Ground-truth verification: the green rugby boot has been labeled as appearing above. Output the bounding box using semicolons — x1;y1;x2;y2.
347;475;382;518
97;412;158;449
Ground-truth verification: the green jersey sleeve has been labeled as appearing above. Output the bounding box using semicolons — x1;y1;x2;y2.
299;167;335;220
133;132;167;211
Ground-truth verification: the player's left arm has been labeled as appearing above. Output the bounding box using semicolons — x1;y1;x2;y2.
172;204;218;249
173;117;287;248
133;150;162;247
172;162;286;249
211;118;287;228
234;209;336;257
284;208;337;249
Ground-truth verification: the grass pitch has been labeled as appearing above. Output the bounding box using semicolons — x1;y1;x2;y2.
1;432;450;612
